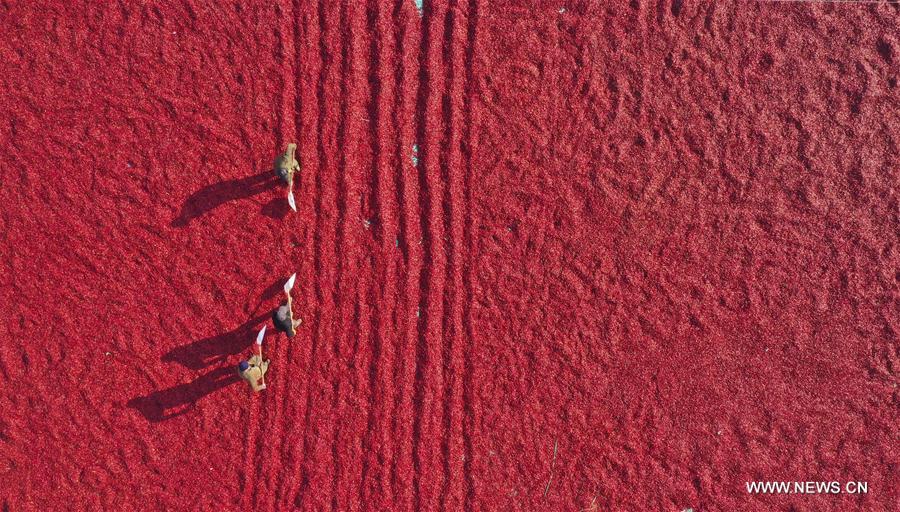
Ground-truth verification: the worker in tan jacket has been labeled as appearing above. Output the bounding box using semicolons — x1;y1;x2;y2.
238;355;269;392
274;143;300;184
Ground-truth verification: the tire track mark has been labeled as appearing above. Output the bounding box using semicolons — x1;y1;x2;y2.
358;281;384;506
328;1;358;509
335;1;374;508
357;0;393;507
438;1;454;508
280;0;323;508
357;0;381;501
271;0;305;508
363;1;383;244
240;3;285;503
413;0;450;508
439;1;466;509
389;2;419;509
279;0;318;506
267;5;289;511
259;2;294;507
339;291;365;511
411;0;433;506
375;1;401;503
461;0;479;510
295;0;334;508
284;0;324;507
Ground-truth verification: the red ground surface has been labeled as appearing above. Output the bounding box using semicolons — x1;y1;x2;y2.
1;1;898;510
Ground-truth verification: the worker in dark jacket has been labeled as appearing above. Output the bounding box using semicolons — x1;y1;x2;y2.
272;301;302;337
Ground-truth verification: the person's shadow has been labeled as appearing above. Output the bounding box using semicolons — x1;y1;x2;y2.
127;366;240;421
172;171;278;227
161;312;270;370
128;281;287;422
261;196;291;220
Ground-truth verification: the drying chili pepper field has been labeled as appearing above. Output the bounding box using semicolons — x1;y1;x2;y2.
1;1;897;510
